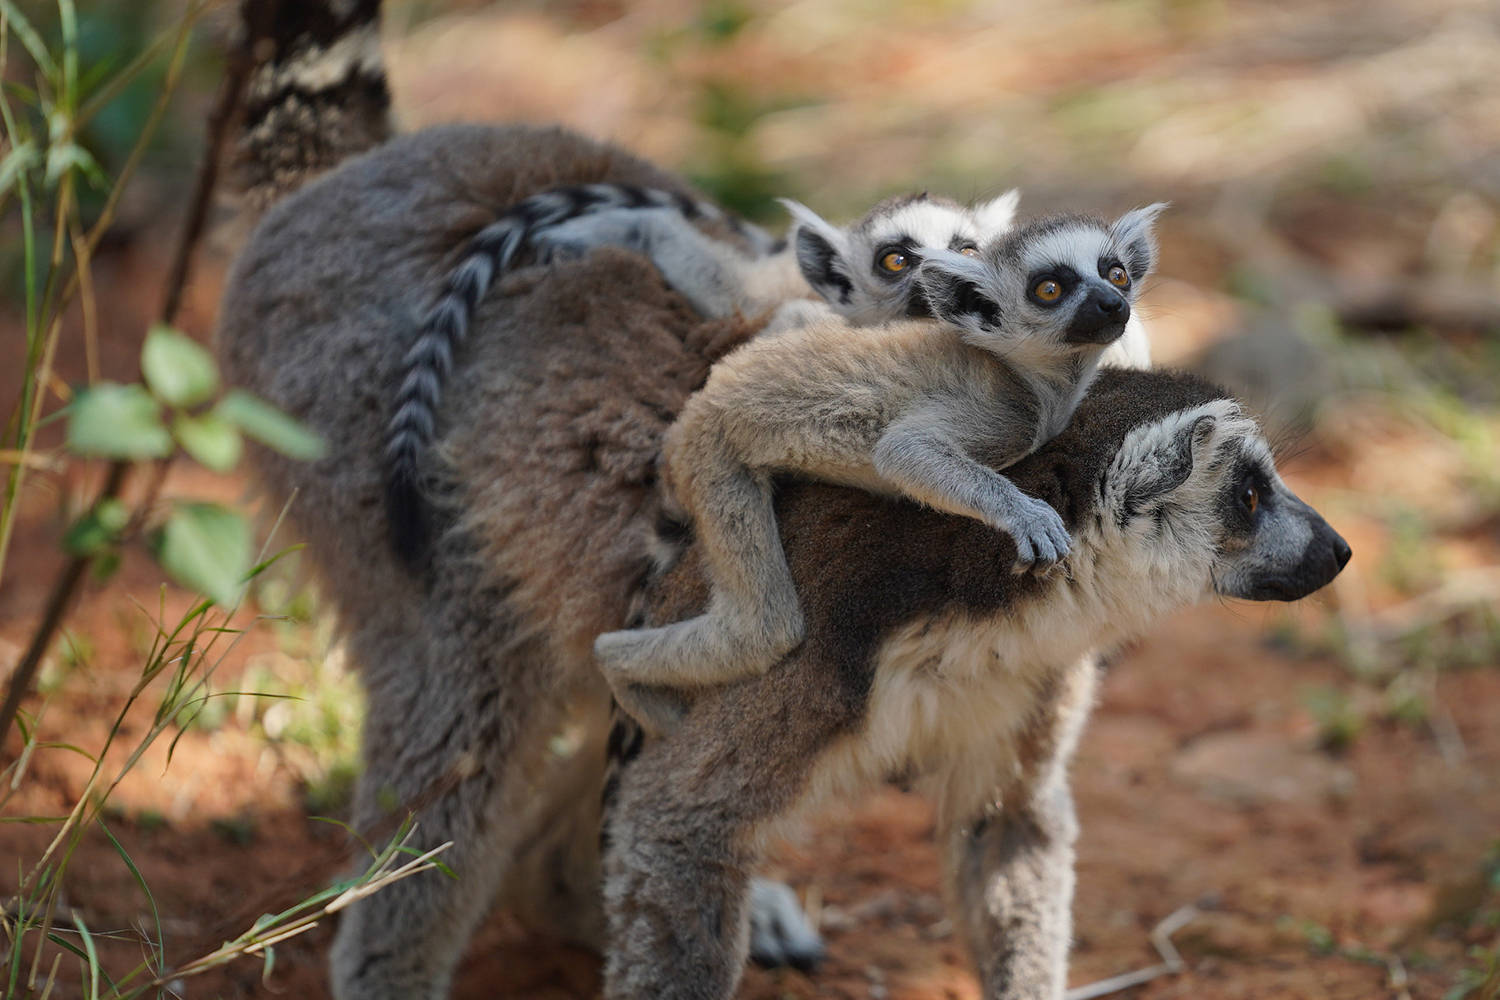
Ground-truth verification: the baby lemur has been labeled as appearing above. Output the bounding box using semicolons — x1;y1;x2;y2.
385;186;1019;562
591;205;1166;713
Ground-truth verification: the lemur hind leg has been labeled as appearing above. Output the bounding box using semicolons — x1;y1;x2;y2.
601;711;827;972
601;679;833;999
330;620;587;1000
939;658;1098;1000
945;786;1077;1000
594;442;804;703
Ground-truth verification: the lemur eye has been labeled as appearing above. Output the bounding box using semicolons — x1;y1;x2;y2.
958;246;980;257
1034;279;1062;302
880;251;908;272
1107;264;1130;288
1240;481;1260;516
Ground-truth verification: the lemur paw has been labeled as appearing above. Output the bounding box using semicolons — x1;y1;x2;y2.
1005;497;1071;575
749;879;826;971
594;627;652;674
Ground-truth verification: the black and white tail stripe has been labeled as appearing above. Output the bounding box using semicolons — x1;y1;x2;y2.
384;182;775;563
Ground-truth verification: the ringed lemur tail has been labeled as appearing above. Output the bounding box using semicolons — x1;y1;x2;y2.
233;0;393;213
383;183;778;565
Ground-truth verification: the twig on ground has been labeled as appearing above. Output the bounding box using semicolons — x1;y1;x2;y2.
1428;695;1468;767
1064;902;1200;1000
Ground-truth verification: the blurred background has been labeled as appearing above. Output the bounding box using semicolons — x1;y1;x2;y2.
1;1;1497;998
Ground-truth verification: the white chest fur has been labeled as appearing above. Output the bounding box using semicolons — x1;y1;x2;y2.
763;522;1213;843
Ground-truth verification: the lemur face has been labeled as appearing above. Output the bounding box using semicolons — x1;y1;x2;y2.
1102;397;1351;605
782;191;1020;327
915;204;1167;362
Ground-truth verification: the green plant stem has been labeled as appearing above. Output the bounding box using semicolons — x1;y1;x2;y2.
0;5;200;586
0;462;127;755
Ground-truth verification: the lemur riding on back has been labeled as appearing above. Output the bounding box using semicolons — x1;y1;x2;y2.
384;187;1021;562
588;205;1167;731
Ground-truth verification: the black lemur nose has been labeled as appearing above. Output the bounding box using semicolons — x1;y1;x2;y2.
1333;534;1352;569
1097;294;1124;315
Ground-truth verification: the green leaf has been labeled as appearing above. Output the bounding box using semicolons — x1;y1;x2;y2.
217;390;325;461
72;910;100;1000
43;142;105;189
91;550;122;583
154;502;251;607
0;140;38;197
97;817;165;971
174;412;242;472
65;382;172;459
141;324;219;408
62;497;128;556
0;2;58;79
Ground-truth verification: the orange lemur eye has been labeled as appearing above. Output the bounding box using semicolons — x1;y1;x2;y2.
1107;264;1130;288
958;246;980;257
1033;279;1062;302
880;251;908;272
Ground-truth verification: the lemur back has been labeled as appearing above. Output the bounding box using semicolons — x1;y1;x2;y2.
384;187;1021;564
383;181;780;563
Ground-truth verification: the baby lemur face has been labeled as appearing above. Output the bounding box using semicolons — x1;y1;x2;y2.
783;191;1021;327
914;204;1167;365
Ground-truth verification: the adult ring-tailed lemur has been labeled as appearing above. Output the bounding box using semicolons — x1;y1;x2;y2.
218;4;1349;999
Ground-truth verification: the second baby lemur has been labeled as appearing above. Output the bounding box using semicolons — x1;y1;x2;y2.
587;205;1166;719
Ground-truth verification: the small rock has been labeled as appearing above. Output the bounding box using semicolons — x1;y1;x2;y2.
1171;731;1355;807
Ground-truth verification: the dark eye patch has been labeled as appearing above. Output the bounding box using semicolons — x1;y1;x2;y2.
1217;457;1272;534
948;236;979;253
1026;264;1079;305
872;238;921;280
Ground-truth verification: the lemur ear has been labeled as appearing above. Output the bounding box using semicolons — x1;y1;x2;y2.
779;199;856;308
916;249;1002;339
971;189;1020;235
1110;202;1168;282
1124;411;1216;518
